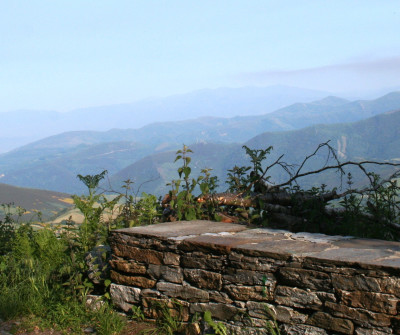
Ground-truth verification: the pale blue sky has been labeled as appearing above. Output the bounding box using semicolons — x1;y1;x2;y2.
1;1;400;112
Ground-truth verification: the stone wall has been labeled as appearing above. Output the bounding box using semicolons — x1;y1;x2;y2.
109;221;400;334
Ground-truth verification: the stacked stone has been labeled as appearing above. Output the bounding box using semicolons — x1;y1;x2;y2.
109;221;400;334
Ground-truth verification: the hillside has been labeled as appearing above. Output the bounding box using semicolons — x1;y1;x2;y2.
1;92;400;193
0;85;329;153
0;183;73;221
108;109;400;196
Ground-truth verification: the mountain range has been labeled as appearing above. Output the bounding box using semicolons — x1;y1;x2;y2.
0;85;330;153
0;90;399;195
109;109;400;196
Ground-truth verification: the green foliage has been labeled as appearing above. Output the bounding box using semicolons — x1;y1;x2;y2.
116;179;161;227
263;305;281;335
226;145;273;194
333;173;400;240
0;171;128;334
95;304;127;335
226;165;251;193
73;170;122;251
0;204;19;255
203;310;228;335
0;223;66;319
225;146;275;225
143;299;186;335
131;305;146;321
1;141;400;334
224;145;400;240
243;145;273;176
167;145;219;221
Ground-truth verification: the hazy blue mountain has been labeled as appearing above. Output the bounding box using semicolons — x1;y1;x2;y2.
257;91;400;131
0;85;330;153
0;141;157;194
1;92;400;193
108;109;400;196
6;91;400;153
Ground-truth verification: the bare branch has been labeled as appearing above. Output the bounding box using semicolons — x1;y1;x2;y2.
275;160;400;189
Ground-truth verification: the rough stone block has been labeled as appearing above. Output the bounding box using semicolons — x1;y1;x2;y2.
281;323;328;335
110;270;156;288
228;252;277;271
332;273;381;292
109;258;147;275
307;311;354;334
184;268;222;290
315;292;336;304
209;290;233;304
325;301;392;328
110;222;400;334
339;290;399;315
147;264;183;284
379;277;400;298
190;302;241;321
148;264;183;283
355;327;394;335
224;285;272;301
147;264;161;279
113;245;163;264
278;267;332;292
223;268;275;286
161;266;184;284
181;253;224;271
141;288;162;298
225;323;266;335
163;252;180;265
246;302;308;324
275;286;323;310
179;240;231;254
142;297;190;322
85;294;105;311
156;281;209;302
110;283;141;312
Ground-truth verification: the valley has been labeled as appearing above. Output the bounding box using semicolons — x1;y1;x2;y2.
0;90;400;198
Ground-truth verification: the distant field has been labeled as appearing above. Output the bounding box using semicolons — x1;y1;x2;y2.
0;182;74;221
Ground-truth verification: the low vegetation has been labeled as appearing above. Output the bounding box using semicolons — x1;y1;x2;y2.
0;143;399;334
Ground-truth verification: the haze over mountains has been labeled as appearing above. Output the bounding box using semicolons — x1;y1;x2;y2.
1;87;400;196
109;109;400;196
0;85;330;153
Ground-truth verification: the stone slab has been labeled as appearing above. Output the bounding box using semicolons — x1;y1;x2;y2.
112;221;400;271
114;221;247;238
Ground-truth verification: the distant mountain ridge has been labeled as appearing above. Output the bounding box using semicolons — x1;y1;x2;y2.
109;109;400;196
1;91;400;194
8;91;400;151
0;85;330;153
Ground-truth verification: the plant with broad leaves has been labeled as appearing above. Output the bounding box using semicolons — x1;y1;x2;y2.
167;145;218;221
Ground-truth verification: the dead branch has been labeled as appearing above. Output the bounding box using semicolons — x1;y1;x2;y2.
198;190;343;208
275;160;400;189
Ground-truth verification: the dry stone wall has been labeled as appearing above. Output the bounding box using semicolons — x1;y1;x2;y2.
109;221;400;334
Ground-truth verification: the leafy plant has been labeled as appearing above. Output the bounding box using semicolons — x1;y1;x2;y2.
72;170;125;252
131;304;146;321
203;310;228;335
95;303;126;335
143;299;186;335
263;305;281;335
116;179;161;228
0;203;19;255
226;165;251;193
167;145;218;221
